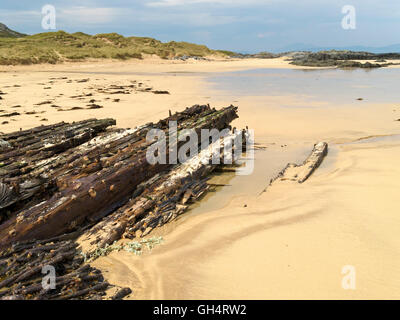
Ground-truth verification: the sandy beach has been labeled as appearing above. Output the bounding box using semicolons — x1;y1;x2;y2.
2;56;400;299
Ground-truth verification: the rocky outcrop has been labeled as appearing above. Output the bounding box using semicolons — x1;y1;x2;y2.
288;50;400;68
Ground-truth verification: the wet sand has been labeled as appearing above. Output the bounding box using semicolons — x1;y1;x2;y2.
93;100;400;299
2;57;400;299
1;57;307;133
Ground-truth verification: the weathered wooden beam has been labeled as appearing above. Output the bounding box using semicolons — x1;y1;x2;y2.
0;106;214;216
0;118;116;164
271;142;328;184
0;105;238;248
82;129;246;250
0;236;110;300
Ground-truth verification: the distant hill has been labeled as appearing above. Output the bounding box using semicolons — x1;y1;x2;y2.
275;43;400;54
0;23;26;38
0;30;233;65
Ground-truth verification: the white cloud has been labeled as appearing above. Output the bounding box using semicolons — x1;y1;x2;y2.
0;9;40;22
0;9;41;32
135;11;241;26
257;31;275;38
59;7;128;24
147;0;272;7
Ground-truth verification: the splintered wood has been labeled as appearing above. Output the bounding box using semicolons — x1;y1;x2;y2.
271;142;328;184
0;233;110;300
0;104;242;299
0;105;239;248
82;129;246;249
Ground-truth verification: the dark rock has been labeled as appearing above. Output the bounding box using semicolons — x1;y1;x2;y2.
35;100;53;106
288;50;400;68
111;287;132;300
0;112;20;117
152;90;170;95
87;104;103;109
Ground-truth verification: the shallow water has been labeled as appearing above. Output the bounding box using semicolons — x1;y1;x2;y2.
187;67;400;215
92;66;400;299
181;144;312;217
207;67;400;104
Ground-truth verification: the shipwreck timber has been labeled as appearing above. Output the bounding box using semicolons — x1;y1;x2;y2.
0;104;248;299
0;105;329;300
270;142;328;184
0;104;244;300
0;233;110;300
0;105;239;248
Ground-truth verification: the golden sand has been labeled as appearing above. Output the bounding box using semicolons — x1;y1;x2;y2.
2;57;400;299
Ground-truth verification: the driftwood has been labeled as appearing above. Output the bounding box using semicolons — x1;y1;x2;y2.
0;118;116;215
81;129;247;249
0;104;242;299
111;287;132;300
0;105;238;248
0;118;115;159
271;142;328;184
0;235;109;300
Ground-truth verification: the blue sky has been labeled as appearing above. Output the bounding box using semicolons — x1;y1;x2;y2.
1;1;399;52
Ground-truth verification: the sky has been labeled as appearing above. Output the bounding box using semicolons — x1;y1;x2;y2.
0;0;399;53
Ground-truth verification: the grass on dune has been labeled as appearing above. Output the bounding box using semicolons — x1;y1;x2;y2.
0;31;233;65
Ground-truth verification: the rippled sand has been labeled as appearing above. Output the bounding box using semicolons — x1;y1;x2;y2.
2;58;400;299
92;65;400;299
93;99;400;300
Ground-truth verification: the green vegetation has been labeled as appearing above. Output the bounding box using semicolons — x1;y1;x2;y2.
0;23;26;38
0;30;230;65
214;49;237;57
83;237;165;261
